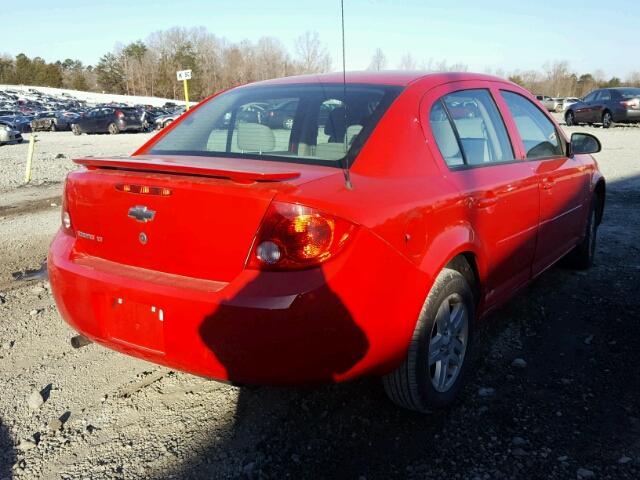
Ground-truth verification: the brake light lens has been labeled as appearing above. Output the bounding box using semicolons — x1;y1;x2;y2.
621;98;640;109
116;110;125;119
247;202;356;270
61;180;74;235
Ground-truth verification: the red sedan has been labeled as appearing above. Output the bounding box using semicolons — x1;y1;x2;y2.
49;72;605;412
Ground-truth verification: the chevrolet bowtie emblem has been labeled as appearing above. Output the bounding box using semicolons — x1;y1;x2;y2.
128;205;156;223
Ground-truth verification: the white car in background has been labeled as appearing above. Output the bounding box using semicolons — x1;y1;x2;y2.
535;95;562;112
560;97;580;112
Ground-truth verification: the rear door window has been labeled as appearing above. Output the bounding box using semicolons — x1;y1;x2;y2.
500;91;565;159
429;89;514;167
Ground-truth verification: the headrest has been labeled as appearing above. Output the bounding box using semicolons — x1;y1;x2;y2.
324;107;347;138
237;122;275;152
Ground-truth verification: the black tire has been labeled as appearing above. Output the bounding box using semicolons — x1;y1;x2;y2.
108;123;119;135
163;119;173;128
71;124;81;136
49;121;57;132
602;111;613;129
383;267;475;412
566;197;598;270
565;111;576;126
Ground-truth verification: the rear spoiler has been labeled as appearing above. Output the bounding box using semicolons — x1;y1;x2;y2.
74;156;301;182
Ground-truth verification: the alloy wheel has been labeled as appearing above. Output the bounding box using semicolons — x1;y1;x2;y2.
428;293;469;393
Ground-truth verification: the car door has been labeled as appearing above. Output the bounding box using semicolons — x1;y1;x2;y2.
499;90;590;276
575;91;598;123
591;89;611;123
424;83;540;308
81;109;98;132
96;108;113;132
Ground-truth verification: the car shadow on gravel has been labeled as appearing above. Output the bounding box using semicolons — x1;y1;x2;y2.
0;417;15;479
160;174;640;480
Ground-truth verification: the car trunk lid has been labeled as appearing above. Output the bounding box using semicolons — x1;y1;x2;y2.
65;155;336;282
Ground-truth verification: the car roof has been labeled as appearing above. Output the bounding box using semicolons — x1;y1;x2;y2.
246;70;509;88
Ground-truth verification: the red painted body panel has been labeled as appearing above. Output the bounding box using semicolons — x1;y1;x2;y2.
48;71;604;385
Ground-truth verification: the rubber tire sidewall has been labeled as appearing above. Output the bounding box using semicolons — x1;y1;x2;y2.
415;270;474;408
565;111;575;126
566;197;597;270
383;268;475;412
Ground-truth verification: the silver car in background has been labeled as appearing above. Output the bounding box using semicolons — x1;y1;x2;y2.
535;95;562;112
0;124;23;145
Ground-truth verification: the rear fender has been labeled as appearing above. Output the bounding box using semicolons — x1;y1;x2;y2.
419;223;488;307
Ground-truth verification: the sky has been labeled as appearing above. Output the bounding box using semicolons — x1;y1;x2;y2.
1;0;637;79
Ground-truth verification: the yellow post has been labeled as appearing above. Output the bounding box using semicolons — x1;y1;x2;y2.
24;134;37;184
183;79;190;110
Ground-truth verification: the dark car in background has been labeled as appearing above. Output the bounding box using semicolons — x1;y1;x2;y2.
30;111;79;131
72;107;143;135
263;99;298;129
565;88;640;128
0;114;33;133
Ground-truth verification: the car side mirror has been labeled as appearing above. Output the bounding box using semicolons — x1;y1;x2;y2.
570;132;601;156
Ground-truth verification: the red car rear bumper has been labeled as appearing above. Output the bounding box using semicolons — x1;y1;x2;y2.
49;228;428;385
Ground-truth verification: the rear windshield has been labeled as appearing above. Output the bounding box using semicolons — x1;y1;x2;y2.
620;88;640;99
148;83;402;167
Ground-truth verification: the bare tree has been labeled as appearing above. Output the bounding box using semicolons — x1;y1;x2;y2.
398;53;416;70
368;48;387;71
294;31;331;74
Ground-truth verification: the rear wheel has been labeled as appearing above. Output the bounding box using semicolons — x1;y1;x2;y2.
602;111;613;129
565;111;576;126
71;124;81;136
108;123;119;135
566;198;598;269
49;121;57;132
383;268;474;412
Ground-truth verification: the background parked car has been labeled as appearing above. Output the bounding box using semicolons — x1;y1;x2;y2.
0;124;23;145
263;99;298;129
0;113;33;133
560;97;580;111
565;87;640;128
535;95;562;112
154;108;186;129
30;111;79;131
71;107;143;135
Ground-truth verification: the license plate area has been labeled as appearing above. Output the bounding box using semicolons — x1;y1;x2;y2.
107;296;165;353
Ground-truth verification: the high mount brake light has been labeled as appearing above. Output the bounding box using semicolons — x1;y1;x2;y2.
247;202;356;270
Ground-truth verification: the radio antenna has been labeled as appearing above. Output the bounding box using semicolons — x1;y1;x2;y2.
340;0;353;189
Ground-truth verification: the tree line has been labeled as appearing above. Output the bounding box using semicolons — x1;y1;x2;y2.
2;29;639;101
0;28;330;101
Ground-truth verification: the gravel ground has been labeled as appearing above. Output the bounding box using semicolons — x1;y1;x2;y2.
1;123;639;480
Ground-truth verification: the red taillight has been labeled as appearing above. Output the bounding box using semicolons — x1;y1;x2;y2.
247;202;356;270
621;98;640;109
61;179;74;235
116;110;125;119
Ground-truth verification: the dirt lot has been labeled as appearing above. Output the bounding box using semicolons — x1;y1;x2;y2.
1;124;640;480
